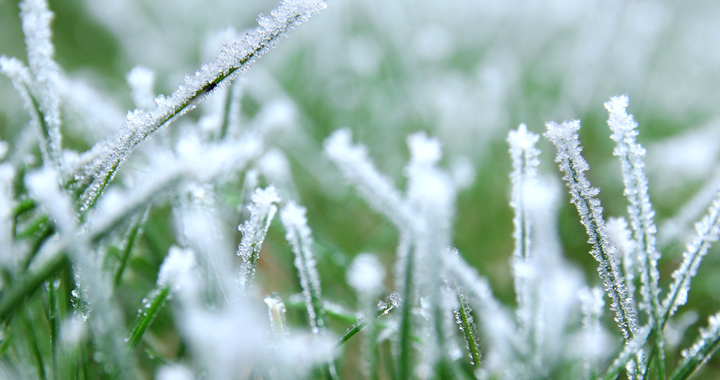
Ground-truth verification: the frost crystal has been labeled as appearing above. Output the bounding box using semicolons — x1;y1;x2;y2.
545;120;638;340
324;128;412;228
20;0;63;167
238;186;281;294
663;191;720;322
78;0;327;212
606;95;661;323
507;124;540;359
281;201;326;334
607;217;638;315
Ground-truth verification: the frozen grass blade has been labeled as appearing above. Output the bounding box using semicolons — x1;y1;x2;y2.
545;120;638;340
128;286;169;348
0;57;59;168
323;128;412;229
606;95;662;328
19;0;63;168
78;0;328;213
601;326;650;380
662;189;720;326
280;201;326;334
238;186;280;295
670;312;720;380
454;286;482;368
507;124;540;363
113;209;148;288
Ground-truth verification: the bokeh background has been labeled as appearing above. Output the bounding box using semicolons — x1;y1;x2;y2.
2;0;720;377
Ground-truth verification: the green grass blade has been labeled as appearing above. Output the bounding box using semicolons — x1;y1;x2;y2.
128;286;169;348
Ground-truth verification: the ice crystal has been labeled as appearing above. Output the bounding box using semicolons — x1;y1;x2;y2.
663;190;720;322
238;186;281;294
78;0;327;212
324;128;412;229
606;95;661;323
281;201;325;334
20;0;63;167
545;120;638;340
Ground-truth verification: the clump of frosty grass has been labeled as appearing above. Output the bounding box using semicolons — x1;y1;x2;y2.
0;0;719;379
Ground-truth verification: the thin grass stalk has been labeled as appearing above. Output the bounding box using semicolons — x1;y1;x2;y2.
23;307;46;380
113;210;148;288
79;0;328;213
545;120;638;341
398;242;415;380
455;287;481;368
128;286;170;348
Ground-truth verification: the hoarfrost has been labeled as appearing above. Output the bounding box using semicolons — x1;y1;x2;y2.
20;0;63;167
663;190;720;321
606;95;661;323
324;128;412;228
281;201;326;334
545;120;638;340
237;186;281;294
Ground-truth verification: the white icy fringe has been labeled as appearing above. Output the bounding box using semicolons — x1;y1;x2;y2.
19;0;63;167
607;217;638;316
606;95;661;322
0;164;14;271
238;186;281;295
578;287;605;379
25;167;137;378
281;201;326;334
78;0;328;212
545;120;638;340
323;128;412;228
507;124;541;365
663;190;720;322
677;312;720;373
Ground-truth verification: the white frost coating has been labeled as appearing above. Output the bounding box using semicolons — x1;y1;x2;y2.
78;0;327;212
280;201;326;334
20;0;63;167
347;253;386;295
607;217;637;315
606;95;661;323
156;365;194;380
0;141;8;160
679;312;720;366
126;66;156;110
443;249;517;372
323;128;412;228
0;164;15;270
265;293;288;338
545;120;638;340
578;287;605;377
237;186;281;294
604;326;650;379
0;57;56;164
157;246;197;292
507;124;540;359
86;136;261;238
404;131;456;371
26;166;137;377
663;192;720;322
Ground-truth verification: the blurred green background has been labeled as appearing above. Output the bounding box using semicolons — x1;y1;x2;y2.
3;0;720;378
